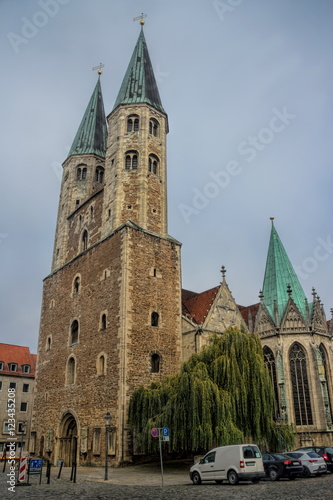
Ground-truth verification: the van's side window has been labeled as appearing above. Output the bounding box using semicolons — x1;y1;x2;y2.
203;451;216;463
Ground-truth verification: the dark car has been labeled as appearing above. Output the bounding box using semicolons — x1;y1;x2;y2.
262;452;303;481
295;447;333;473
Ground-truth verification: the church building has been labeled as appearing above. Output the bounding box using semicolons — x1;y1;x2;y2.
31;25;332;466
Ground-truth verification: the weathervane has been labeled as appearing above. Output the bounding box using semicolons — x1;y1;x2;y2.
133;13;147;26
92;63;105;75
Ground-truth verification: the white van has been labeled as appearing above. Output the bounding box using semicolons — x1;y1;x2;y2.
190;444;265;485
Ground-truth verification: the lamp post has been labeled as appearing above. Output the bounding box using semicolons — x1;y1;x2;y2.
276;414;282;452
104;412;111;481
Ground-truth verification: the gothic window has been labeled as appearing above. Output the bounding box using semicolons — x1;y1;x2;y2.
125;151;139;170
148;154;159;175
73;276;80;295
67;357;75;385
95;166;104;183
151;312;159;327
70;320;79;345
289;342;313;426
149;118;159;137
263;346;279;415
127;114;139;132
151;353;160;373
46;336;51;351
82;168;87;179
77;167;81;179
82;230;88;251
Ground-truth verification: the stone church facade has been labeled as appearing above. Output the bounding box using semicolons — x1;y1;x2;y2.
31;27;332;466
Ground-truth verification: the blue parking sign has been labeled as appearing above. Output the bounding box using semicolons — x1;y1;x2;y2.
162;427;169;437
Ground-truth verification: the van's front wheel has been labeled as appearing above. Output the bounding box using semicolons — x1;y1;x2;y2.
228;470;239;485
192;471;202;485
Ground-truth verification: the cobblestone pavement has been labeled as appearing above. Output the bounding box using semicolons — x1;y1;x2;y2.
1;462;332;499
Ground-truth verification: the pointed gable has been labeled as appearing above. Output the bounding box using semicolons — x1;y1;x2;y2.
113;28;166;115
67;78;107;159
280;297;308;333
262;220;308;322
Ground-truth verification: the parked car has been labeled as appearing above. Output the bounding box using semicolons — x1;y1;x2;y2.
190;444;265;485
285;451;327;477
295;446;333;473
262;452;303;481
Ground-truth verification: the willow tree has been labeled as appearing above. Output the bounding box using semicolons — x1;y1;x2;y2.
129;327;295;453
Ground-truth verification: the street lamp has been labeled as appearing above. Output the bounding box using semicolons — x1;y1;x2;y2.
104;412;111;481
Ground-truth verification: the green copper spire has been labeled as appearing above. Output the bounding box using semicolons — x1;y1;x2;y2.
262;219;308;321
67;77;107;159
113;28;165;114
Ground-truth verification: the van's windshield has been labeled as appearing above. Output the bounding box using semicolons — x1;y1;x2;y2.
242;445;261;458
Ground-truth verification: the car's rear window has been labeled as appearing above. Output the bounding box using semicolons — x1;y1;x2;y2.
325;448;333;454
243;446;261;458
307;452;321;458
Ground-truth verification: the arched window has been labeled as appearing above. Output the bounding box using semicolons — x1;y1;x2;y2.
151;312;159;327
148;154;159;175
70;320;79;345
149;118;159;137
77;164;87;180
95;166;104;183
127;114;140;133
67;357;75;385
73;276;80;295
82;230;88;251
151;353;160;373
46;336;51;351
289;342;313;425
101;314;107;330
263;346;279;416
125;150;139;170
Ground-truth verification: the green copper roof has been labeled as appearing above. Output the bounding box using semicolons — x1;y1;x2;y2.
67;77;107;159
113;28;165;114
262;221;308;322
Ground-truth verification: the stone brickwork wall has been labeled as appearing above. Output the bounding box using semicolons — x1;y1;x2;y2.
52;154;105;272
32;224;182;466
104;104;168;238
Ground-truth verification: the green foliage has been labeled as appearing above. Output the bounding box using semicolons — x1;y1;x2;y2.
128;327;295;453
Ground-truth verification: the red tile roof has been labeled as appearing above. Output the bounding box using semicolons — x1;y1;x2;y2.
0;344;36;378
182;286;220;325
238;303;260;329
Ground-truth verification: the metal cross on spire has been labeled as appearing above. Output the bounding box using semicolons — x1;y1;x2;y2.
133;13;147;26
92;63;105;75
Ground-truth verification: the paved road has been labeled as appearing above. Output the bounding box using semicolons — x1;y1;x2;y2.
1;462;333;499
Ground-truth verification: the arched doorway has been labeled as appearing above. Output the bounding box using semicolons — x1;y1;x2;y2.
58;413;78;466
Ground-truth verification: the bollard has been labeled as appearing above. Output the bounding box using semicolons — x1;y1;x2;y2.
57;460;64;479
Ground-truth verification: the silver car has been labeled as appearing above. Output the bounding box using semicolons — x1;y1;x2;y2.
285;451;327;477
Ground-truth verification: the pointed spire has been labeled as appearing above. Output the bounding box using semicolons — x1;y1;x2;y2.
262;219;308;322
113;28;166;114
67;77;107;159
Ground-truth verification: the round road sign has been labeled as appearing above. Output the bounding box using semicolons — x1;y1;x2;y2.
151;427;159;437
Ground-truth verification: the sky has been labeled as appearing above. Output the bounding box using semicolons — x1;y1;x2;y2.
0;0;332;353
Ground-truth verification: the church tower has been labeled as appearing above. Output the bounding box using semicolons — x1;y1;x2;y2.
255;219;333;447
31;25;182;466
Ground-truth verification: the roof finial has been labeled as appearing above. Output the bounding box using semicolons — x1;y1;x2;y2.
220;265;226;282
133;13;147;27
259;290;264;301
287;284;292;297
270;216;275;223
92;63;105;76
